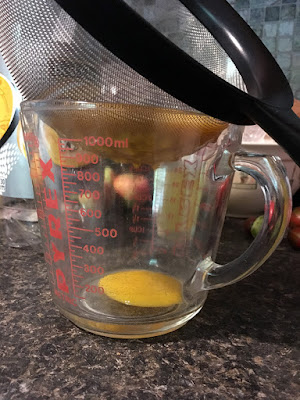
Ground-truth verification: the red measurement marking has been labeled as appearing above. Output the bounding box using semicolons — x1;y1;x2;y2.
71;245;82;249
60;138;82;142
140;238;152;243
129;165;151;173
59;138;79;297
141;207;152;213
73;274;83;279
59;148;75;152
65;191;78;194
66;209;79;213
64;182;77;185
65;200;78;204
129;226;145;233
151;210;156;254
84;135;128;148
69;227;93;232
68;218;80;222
61;156;77;159
73;265;83;269
69;235;82;239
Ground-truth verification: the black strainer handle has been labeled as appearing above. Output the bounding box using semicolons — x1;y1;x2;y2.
55;0;300;165
180;0;300;165
180;0;292;109
53;0;259;123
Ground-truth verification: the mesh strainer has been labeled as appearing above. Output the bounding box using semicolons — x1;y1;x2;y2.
0;0;299;164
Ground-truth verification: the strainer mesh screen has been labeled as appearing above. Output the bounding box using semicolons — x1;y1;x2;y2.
0;0;246;108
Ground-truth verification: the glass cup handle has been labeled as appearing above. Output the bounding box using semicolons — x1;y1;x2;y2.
197;151;292;290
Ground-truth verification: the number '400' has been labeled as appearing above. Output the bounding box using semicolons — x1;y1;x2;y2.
83;245;104;254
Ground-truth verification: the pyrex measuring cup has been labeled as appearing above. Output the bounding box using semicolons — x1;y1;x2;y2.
21;100;291;338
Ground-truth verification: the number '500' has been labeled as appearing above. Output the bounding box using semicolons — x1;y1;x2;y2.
95;228;117;238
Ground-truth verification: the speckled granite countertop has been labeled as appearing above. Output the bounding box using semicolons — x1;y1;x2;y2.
1;218;299;400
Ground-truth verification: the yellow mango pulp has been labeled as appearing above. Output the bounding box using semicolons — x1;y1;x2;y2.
99;270;183;307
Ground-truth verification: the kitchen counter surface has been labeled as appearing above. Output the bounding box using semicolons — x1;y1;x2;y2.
1;218;299;400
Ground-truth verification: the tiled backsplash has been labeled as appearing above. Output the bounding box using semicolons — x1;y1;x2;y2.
228;0;300;100
126;0;300;100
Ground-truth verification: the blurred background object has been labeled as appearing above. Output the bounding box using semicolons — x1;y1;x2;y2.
227;0;300;214
228;99;300;217
0;53;41;248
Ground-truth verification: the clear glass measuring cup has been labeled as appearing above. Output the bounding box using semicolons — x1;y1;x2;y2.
21;100;291;338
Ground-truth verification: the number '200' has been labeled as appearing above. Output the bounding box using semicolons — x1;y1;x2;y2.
85;285;104;294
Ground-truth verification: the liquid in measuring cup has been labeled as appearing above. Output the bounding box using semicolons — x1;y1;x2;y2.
23;103;228;338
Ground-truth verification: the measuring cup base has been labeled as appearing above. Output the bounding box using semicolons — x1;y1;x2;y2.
58;306;204;339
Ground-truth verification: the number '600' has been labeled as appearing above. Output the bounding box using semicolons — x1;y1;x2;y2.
80;208;102;219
